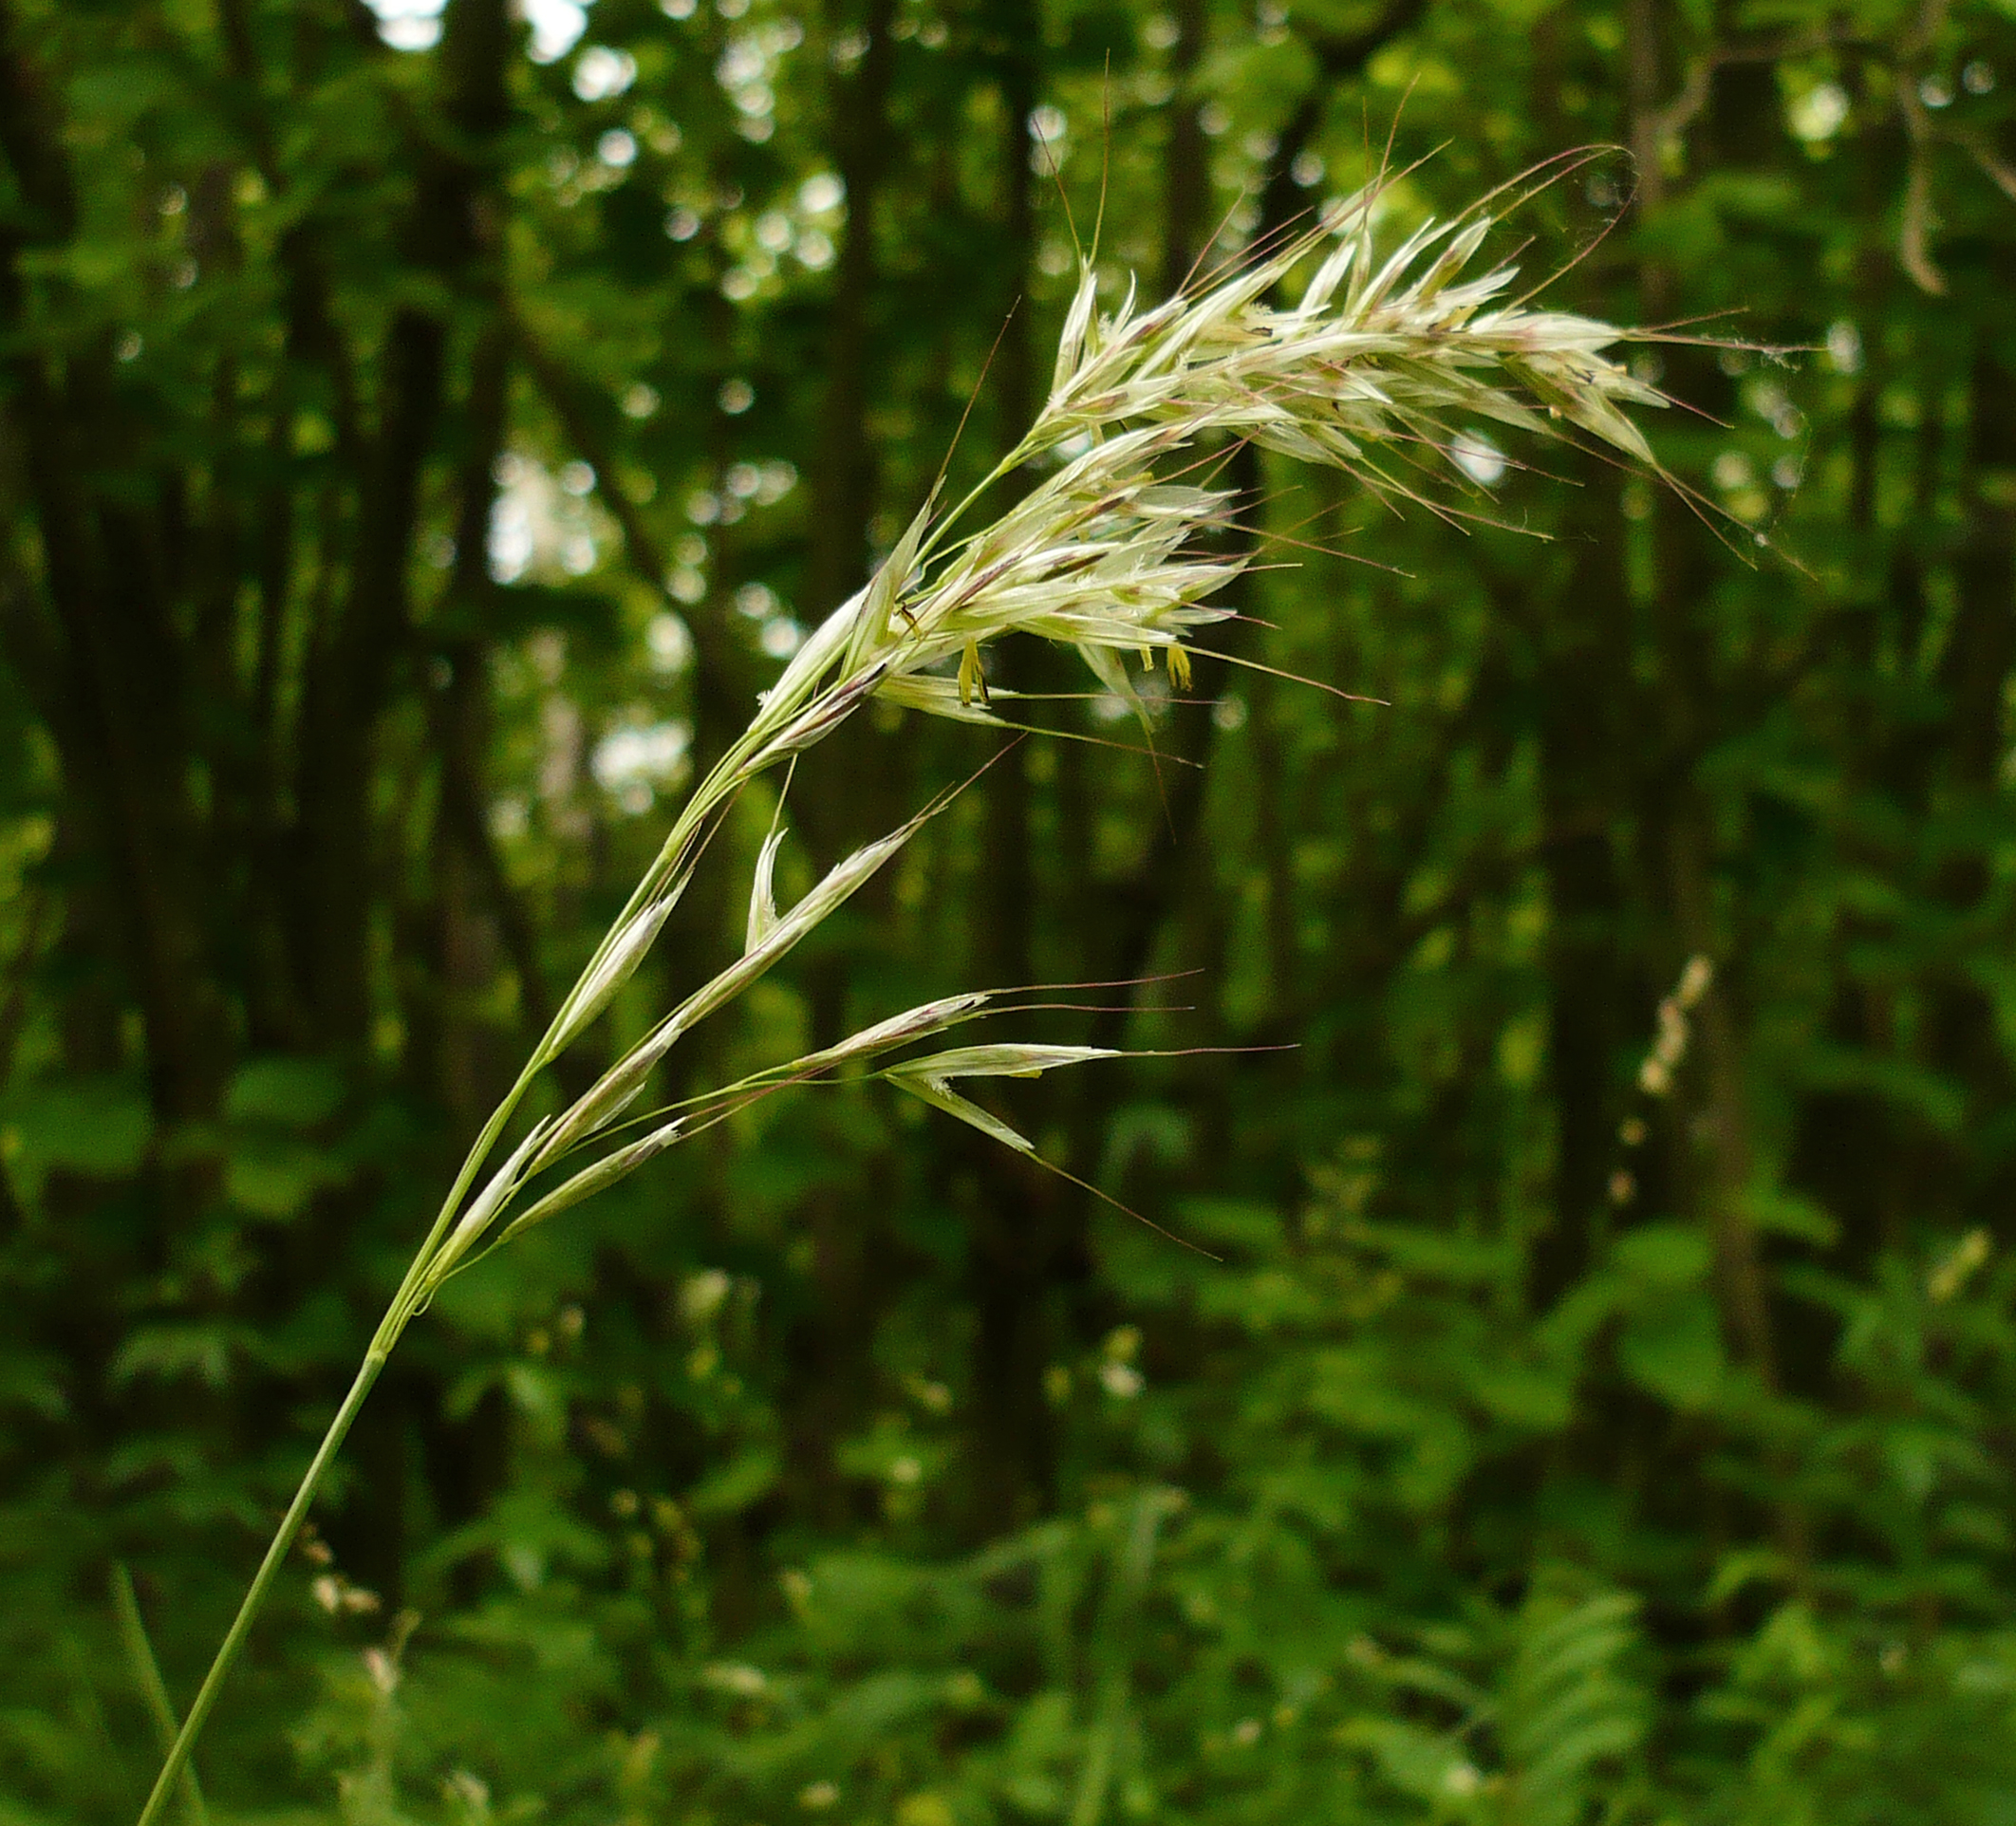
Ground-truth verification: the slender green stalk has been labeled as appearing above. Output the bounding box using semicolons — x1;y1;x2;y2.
112;1565;210;1826
130;1033;573;1826
133;1352;385;1826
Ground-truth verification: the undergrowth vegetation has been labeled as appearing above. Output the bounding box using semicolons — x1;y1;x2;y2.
32;1176;2016;1823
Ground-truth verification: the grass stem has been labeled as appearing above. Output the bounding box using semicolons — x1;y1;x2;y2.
133;1351;387;1826
112;1564;210;1826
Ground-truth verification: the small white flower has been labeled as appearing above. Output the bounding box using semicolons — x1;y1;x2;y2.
1099;1362;1144;1399
702;1661;769;1697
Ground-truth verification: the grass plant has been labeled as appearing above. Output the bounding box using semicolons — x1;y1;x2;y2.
133;164;1661;1826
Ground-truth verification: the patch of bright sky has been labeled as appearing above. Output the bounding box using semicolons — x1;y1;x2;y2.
525;0;592;61
364;0;443;51
364;0;589;61
1449;431;1506;488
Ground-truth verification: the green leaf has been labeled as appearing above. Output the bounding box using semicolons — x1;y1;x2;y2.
1612;1223;1711;1288
1617;1294;1725;1410
4;1077;152;1176
687;1444;781;1516
223;1144;344;1220
1743;1187;1840;1248
1470;1360;1575;1429
224;1057;345;1129
110;1326;247;1391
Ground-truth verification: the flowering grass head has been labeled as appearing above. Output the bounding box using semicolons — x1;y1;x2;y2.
134;158;1670;1826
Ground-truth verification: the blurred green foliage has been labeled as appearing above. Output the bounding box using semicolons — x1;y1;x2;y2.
5;0;2016;1820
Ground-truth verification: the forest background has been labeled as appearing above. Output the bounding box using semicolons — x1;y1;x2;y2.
4;0;2016;1820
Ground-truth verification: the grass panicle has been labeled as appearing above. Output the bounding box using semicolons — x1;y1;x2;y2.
133;163;1661;1826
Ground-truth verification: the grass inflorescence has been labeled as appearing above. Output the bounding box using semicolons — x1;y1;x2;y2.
133;163;1662;1826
